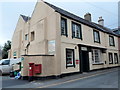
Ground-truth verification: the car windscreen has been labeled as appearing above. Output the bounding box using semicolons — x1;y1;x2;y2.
2;60;10;65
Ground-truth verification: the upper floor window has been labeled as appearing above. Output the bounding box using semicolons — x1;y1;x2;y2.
31;31;35;41
109;53;113;64
109;36;115;46
92;49;102;64
25;34;28;40
93;30;100;43
61;17;67;36
114;53;118;64
72;22;82;39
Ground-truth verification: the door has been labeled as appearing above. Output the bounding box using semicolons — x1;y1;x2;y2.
80;51;89;72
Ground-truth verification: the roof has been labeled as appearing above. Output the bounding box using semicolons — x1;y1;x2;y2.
44;2;118;37
113;28;120;36
20;15;31;22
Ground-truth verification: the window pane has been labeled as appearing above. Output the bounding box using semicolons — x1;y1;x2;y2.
94;31;100;42
92;49;101;63
114;53;118;64
61;18;67;35
72;22;81;39
109;36;115;46
31;32;35;41
66;49;74;67
109;53;113;64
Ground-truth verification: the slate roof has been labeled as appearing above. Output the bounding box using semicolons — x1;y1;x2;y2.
20;14;31;22
44;2;118;37
113;28;120;36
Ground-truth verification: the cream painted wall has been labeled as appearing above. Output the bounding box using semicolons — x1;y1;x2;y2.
11;1;119;77
61;43;80;74
11;16;26;58
60;16;119;72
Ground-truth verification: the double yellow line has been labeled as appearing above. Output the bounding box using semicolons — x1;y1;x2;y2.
38;69;118;88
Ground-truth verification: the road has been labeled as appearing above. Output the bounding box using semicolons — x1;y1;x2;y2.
2;68;120;88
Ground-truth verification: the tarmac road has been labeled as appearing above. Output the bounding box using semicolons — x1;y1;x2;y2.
2;67;119;89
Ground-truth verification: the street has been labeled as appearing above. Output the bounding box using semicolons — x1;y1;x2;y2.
2;68;119;88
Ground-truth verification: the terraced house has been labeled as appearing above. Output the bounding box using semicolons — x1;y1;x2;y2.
9;1;120;78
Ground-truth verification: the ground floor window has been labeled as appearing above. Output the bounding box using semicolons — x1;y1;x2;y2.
66;49;75;67
92;49;102;64
114;53;118;64
109;53;113;64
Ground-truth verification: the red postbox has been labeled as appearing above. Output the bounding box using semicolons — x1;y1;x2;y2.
29;63;34;76
34;64;42;74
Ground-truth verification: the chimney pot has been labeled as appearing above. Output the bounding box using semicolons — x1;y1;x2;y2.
84;13;92;22
98;16;104;26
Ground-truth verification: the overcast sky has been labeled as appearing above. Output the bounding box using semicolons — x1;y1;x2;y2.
0;0;119;46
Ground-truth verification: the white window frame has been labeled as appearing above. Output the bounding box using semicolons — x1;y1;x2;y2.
109;36;115;46
93;30;100;43
114;53;118;64
109;53;113;64
61;17;67;36
92;49;103;64
66;49;75;67
25;34;28;40
72;22;82;39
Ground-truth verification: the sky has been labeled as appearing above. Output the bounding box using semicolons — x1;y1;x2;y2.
0;0;119;46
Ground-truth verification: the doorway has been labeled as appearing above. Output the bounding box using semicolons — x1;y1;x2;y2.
80;51;90;72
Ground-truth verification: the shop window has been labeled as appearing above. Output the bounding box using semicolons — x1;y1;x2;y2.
72;22;82;39
92;49;102;64
114;53;118;64
66;49;75;67
109;53;113;64
61;17;68;36
31;31;35;41
93;30;100;43
109;36;115;46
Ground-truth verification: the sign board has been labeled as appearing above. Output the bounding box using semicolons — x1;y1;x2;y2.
81;47;87;51
48;40;55;55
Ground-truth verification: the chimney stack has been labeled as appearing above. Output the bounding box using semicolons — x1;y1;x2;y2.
98;16;104;26
84;13;91;22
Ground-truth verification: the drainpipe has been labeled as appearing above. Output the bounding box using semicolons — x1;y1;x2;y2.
26;16;31;55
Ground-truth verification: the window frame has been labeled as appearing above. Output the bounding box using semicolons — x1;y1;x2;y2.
61;17;68;37
109;35;115;46
92;49;103;64
114;53;118;64
93;30;100;43
25;34;28;40
72;22;82;39
66;48;75;68
31;31;35;41
109;53;113;64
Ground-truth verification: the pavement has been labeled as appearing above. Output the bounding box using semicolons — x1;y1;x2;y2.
1;67;120;88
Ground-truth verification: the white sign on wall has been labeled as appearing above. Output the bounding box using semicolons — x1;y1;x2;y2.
48;40;55;55
81;47;87;51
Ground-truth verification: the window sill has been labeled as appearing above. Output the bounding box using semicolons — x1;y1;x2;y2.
94;41;100;44
92;62;104;65
72;37;82;40
109;45;115;47
61;34;68;37
109;63;113;64
66;65;75;68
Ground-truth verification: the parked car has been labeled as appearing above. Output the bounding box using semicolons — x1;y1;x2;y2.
0;58;21;74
